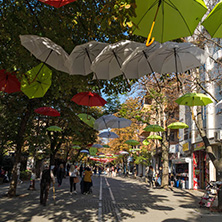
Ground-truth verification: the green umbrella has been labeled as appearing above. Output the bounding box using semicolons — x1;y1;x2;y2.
142;139;150;146
143;124;164;132
89;147;97;156
175;93;213;106
124;139;140;146
21;63;52;99
77;113;95;128
167;122;189;129
202;1;222;38
132;0;207;46
147;135;162;140
103;145;110;148
129;148;141;152
72;145;81;149
73;141;81;145
46;126;62;132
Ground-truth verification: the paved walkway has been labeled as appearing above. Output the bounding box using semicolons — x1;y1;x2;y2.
0;175;222;222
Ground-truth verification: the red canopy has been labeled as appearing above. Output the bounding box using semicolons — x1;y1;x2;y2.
34;107;60;117
0;70;21;94
39;0;77;8
71;92;107;107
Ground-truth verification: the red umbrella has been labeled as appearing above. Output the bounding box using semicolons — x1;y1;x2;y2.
71;92;107;107
39;0;77;8
0;70;21;93
34;107;60;117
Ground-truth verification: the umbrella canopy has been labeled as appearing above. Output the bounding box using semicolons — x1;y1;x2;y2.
147;135;162;140
98;131;119;139
77;113;95;128
91;144;104;148
71;91;107;107
132;0;207;45
89;147;97;156
216;100;222;110
34;107;60;117
167;122;189;129
73;141;81;145
121;42;161;79
20;35;69;73
148;42;208;74
21;63;52;99
94;114;119;130
91;40;143;80
129;148;141;152
119;151;129;155
65;41;108;75
0;70;21;93
201;1;222;38
46;126;63;132
72;145;81;149
80;149;89;154
142;139;150;146
103;145;110;148
175;93;213;106
143;124;164;132
39;0;77;8
106;117;132;129
124;140;140;146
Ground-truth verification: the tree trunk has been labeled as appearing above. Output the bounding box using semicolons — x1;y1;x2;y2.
8;101;34;197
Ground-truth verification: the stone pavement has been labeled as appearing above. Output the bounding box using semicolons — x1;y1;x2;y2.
0;175;222;222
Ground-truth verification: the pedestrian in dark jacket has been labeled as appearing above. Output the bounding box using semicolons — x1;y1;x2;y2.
147;166;154;188
57;164;65;187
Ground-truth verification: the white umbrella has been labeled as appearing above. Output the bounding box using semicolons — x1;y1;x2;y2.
106;117;132;129
65;41;108;75
216;100;222;109
91;40;143;80
119;151;129;155
121;41;161;79
98;131;119;139
20;35;69;73
148;42;208;74
91;144;104;148
94;114;118;130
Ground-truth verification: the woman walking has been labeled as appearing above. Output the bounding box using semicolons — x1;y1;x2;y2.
69;165;79;194
57;164;65;187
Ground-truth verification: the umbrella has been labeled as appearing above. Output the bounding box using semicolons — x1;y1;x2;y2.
80;149;89;154
201;1;222;38
71;92;107;107
143;124;164;132
142;139;150;146
124;140;140;146
0;70;21;93
89;147;97;156
119;151;129;155
65;41;108;76
73;141;81;145
72;145;81;149
39;0;77;8
102;145;110;148
91;40;143;80
129;148;141;152
20;35;69;73
132;0;207;46
147;135;162;140
167;122;189;129
21;63;52;99
98;131;119;139
94;114;119;130
77;113;95;128
46;126;63;132
106;117;132;129
121;42;161;79
34;107;60;117
175;93;213;106
91;144;104;148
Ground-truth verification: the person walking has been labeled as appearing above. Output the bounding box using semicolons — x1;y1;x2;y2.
83;167;92;194
69;165;79;195
79;164;83;178
40;163;55;206
147;166;154;188
57;163;65;187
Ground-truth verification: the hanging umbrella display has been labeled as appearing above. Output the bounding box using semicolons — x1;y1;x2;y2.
34;107;60;117
119;151;129;155
46;125;63;132
39;0;77;8
124;140;140;146
132;0;207;46
73;141;81;145
106;117;132;129
72;145;81;149
142;139;150;146
167;122;189;129
20;35;69;73
91;40;143;80
91;144;104;148
89;147;97;156
102;145;110;148
201;1;222;38
80;149;89;154
0;70;21;93
98;131;119;139
71;91;107;107
21;63;52;99
94;114;119;130
65;41;108;76
147;135;162;140
129;148;141;152
121;42;161;79
143;124;164;132
77;113;95;128
175;93;213;106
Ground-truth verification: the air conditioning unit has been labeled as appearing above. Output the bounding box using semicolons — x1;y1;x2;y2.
214;130;222;142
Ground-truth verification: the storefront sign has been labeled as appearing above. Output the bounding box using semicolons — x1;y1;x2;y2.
194;142;205;151
169;145;176;153
182;142;189;152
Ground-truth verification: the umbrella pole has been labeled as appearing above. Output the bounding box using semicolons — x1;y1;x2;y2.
173;48;182;92
146;2;161;47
